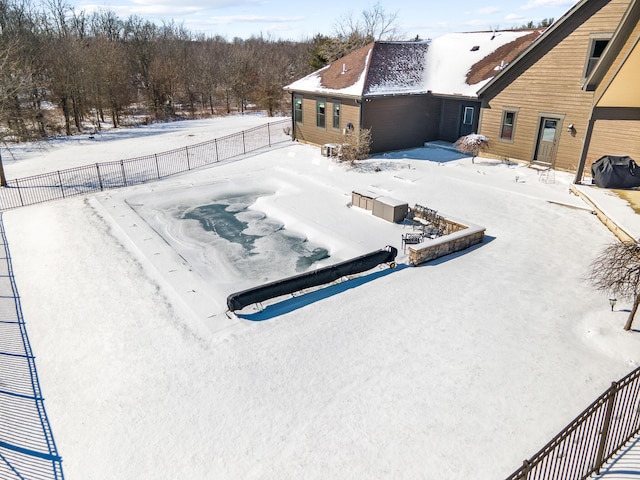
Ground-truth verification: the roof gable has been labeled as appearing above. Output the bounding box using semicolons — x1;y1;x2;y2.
478;0;624;98
585;0;640;91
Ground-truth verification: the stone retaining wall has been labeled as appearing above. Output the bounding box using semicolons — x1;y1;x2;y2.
408;216;485;266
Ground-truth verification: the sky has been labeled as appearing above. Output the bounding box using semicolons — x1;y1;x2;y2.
2;115;640;479
70;0;580;41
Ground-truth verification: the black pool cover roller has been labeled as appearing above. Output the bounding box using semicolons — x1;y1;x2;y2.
226;245;398;312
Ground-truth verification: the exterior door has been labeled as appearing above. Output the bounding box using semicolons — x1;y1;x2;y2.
459;105;476;137
535;117;560;164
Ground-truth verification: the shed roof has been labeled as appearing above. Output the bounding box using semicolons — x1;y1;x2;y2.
284;30;542;99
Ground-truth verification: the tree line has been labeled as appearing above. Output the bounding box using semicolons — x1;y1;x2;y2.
0;0;554;144
0;0;407;142
0;0;322;141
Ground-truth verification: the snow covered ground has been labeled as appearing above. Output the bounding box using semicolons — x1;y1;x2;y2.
3;115;640;479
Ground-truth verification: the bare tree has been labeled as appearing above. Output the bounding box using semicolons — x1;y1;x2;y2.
338;127;372;165
86;12;131;128
361;2;401;40
588;240;640;331
334;2;401;42
315;2;402;65
0;0;321;143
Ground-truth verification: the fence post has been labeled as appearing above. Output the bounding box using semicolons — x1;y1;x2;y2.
185;146;191;170
120;160;127;186
96;164;104;191
57;171;65;198
242;131;246;154
522;459;531;479
268;122;272;147
15;179;24;207
214;138;219;163
155;154;160;179
595;382;618;473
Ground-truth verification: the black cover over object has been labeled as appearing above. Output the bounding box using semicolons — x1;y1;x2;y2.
591;155;640;189
227;246;398;311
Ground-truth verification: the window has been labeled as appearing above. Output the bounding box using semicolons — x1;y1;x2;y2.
500;110;517;140
332;101;341;129
294;96;302;123
584;38;610;77
316;98;326;128
463;106;474;125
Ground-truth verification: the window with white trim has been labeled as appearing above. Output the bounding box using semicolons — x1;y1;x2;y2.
332;101;340;129
463;106;474;125
294;96;302;123
316;98;326;128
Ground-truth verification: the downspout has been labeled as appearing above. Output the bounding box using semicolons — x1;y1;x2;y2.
574;105;596;184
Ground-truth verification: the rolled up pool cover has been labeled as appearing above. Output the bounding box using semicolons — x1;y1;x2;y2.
226;245;398;312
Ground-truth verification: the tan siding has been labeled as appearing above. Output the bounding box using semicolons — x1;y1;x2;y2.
596;22;640;98
585;119;640;174
595;22;640;107
479;0;631;172
293;94;361;147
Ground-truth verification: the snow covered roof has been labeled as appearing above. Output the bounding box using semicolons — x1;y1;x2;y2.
285;30;543;99
425;30;543;96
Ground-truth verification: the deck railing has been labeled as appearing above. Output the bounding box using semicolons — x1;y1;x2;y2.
506;365;640;480
0;118;291;211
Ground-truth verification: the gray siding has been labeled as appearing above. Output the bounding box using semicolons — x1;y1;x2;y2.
362;95;442;153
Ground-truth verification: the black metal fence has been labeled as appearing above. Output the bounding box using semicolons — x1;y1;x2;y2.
0;118;291;211
506;365;640;480
0;213;64;479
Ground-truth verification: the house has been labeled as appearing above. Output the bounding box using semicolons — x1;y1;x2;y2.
283;31;540;154
477;0;639;179
577;0;640;182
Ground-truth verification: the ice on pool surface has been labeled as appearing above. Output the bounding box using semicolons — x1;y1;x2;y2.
178;191;330;280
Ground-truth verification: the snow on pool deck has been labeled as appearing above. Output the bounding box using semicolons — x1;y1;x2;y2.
3;124;640;479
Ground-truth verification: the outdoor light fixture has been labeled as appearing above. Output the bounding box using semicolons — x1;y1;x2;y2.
609;297;617;311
